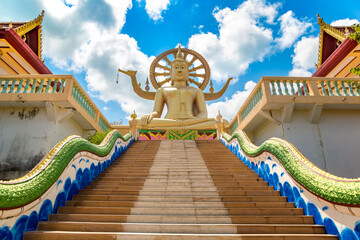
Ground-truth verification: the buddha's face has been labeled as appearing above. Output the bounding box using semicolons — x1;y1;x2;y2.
171;60;189;84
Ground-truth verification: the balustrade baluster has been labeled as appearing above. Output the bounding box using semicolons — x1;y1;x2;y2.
283;81;289;95
23;79;31;93
270;81;276;95
276;80;283;95
290;81;295;95
320;82;327;96
59;79;65;93
334;81;341;96
37;79;44;93
72;85;79;99
9;79;16;93
302;81;309;96
296;81;303;95
52;79;59;93
30;79;37;93
16;79;23;93
340;82;349;96
348;81;355;96
326;81;334;96
2;79;9;93
44;79;51;93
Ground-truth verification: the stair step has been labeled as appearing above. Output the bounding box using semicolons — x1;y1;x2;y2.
89;180;269;186
58;206;303;215
50;214;314;224
24;232;338;240
73;195;287;202
37;222;326;234
78;190;279;196
83;186;273;191
66;200;294;208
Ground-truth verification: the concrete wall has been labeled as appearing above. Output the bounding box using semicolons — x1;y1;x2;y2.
250;109;360;178
0;107;84;180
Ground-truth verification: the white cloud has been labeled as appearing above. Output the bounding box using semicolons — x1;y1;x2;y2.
72;32;155;116
188;0;280;83
289;36;318;77
331;18;359;26
145;0;170;21
39;0;156;117
43;0;75;19
288;68;312;77
42;0;132;69
275;11;312;50
207;81;257;121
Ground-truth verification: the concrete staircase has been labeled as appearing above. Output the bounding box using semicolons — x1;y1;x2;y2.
24;140;338;239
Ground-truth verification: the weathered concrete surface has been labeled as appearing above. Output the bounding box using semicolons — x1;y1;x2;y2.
0;107;84;180
250;109;360;178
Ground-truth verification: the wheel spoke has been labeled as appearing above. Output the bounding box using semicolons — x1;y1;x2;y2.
188;56;197;66
189;73;205;78
158;78;171;87
189;78;202;88
162;56;172;65
156;64;170;71
155;72;170;77
189;65;204;72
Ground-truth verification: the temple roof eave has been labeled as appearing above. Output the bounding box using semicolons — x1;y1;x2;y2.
0;27;51;74
315;14;355;68
0;10;45;61
312;37;357;77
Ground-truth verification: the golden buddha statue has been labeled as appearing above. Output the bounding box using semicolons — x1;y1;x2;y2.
118;46;231;131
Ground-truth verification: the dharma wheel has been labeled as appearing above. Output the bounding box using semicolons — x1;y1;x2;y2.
149;47;211;90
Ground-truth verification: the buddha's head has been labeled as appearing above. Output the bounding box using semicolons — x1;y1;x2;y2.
170;47;189;86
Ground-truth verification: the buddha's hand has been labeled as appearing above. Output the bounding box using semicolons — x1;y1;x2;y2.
140;113;154;126
118;69;137;77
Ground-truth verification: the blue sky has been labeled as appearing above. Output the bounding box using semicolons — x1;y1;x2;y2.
1;0;359;124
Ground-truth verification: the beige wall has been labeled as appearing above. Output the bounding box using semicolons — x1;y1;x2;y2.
0;107;84;180
250;109;360;178
111;125;130;136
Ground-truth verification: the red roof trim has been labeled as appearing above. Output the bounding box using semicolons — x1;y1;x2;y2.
313;38;358;77
0;28;51;74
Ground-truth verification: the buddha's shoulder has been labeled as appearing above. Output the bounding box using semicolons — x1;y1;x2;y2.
161;86;198;91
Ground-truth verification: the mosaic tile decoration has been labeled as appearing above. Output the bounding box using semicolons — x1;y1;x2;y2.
197;130;217;140
139;129;167;140
139;129;217;140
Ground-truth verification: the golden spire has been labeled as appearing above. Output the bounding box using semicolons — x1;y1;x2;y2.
13;10;45;61
175;44;184;60
209;79;214;94
130;110;137;120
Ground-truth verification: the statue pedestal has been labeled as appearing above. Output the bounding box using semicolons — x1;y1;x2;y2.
138;129;217;140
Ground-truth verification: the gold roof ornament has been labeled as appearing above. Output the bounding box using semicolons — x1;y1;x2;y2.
130;110;137;120
317;14;346;42
13;10;45;36
316;14;348;68
6;10;45;61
